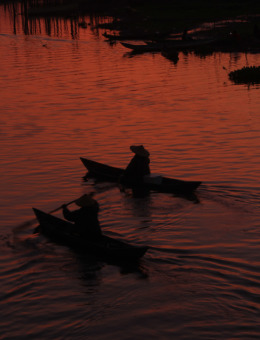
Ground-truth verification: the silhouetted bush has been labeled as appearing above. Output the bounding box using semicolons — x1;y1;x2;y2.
229;66;260;84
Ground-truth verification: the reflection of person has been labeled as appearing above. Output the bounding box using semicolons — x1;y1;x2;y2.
62;194;102;239
120;145;150;185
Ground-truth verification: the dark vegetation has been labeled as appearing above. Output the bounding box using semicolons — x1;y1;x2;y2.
4;0;260;38
229;66;260;84
105;0;260;36
2;0;260;80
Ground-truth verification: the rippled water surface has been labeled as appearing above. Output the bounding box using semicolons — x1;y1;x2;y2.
1;5;260;339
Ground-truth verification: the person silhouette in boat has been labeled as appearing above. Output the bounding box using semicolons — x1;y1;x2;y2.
182;29;193;41
120;145;151;185
253;24;260;40
62;194;102;239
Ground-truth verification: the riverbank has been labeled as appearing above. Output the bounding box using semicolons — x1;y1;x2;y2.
98;0;260;36
24;0;260;46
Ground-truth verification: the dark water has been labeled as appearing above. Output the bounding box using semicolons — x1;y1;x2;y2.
1;5;260;339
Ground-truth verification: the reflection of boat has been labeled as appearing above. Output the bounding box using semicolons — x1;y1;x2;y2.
121;38;218;52
33;208;148;261
80;157;201;194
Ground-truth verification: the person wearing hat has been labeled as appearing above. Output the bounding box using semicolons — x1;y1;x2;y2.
62;194;102;239
120;145;150;185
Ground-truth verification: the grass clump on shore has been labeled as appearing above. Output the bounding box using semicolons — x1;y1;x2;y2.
229;66;260;84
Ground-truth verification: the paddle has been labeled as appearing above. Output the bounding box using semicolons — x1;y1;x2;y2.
13;194;90;232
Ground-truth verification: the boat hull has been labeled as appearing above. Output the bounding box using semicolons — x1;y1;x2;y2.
121;39;219;52
80;157;201;194
33;208;148;261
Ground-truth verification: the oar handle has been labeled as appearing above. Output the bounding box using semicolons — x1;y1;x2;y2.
13;195;88;232
49;199;77;214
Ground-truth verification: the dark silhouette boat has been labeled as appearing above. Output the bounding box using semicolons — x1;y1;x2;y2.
121;41;164;52
33;208;148;261
103;31;170;41
121;38;219;52
80;157;201;194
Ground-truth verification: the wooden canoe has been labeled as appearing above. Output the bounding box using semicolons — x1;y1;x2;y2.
121;42;164;52
33;208;148;261
103;31;170;41
80;157;201;194
121;38;219;52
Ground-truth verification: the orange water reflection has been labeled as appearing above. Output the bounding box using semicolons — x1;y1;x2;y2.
0;6;259;225
1;7;260;340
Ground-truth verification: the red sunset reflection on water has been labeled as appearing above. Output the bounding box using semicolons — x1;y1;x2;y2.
1;4;260;340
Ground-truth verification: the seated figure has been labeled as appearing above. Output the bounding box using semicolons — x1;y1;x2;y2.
62;194;102;239
120;145;150;185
